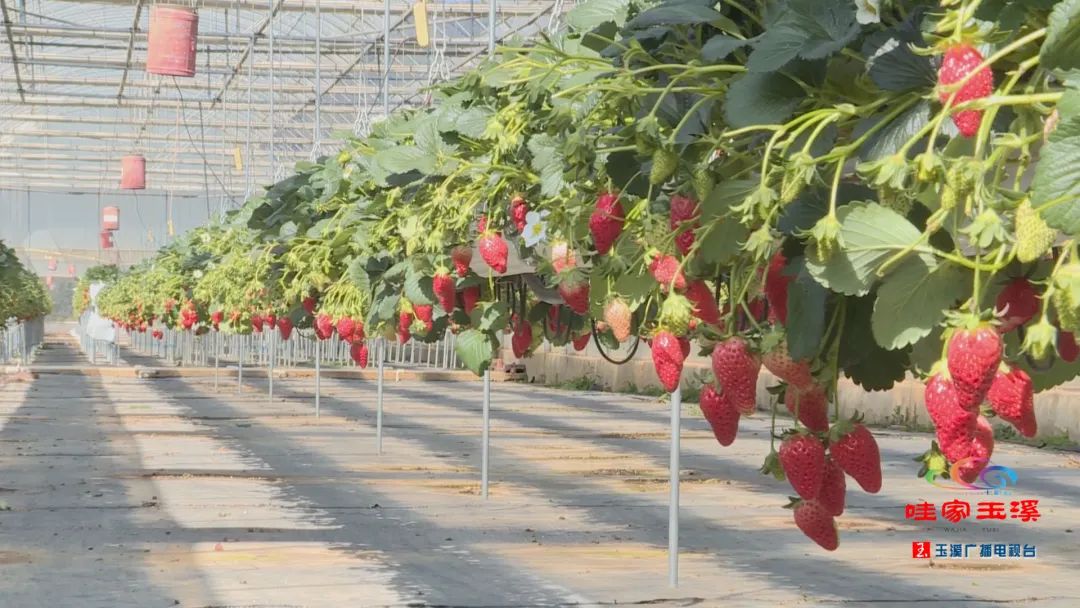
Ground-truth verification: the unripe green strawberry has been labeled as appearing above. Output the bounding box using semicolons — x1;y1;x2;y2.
692;166;713;201
650;148;678;185
659;294;692;335
1052;263;1080;333
1016;199;1056;263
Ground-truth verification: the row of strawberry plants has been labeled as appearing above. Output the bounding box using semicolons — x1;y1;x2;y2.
97;0;1080;550
0;240;51;323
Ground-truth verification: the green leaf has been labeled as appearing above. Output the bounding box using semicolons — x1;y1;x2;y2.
839;295;910;391
701;35;747;63
868;39;936;92
701;179;758;218
856;101;931;162
628;4;724;29
346;257;370;294
872;260;970;350
456;107;494;138
375;146;435;175
567;0;630;31
1033;110;1080;234
476;300;510;332
612;271;654;309
455;329;497;376
806;202;930;296
786;260;828;359
746;25;805;72
724;72;804;129
1041;0;1080;72
747;0;858;72
699;218;749;266
404;266;435;306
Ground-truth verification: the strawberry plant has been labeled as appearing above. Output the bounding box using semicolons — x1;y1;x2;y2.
96;0;1080;550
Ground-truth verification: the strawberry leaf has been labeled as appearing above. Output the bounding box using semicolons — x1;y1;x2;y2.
1041;0;1080;72
872;259;970;350
454;329;498;376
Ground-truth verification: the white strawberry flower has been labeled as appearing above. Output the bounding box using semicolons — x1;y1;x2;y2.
522;210;550;247
855;0;881;24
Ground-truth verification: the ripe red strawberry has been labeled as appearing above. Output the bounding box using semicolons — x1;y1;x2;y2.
784;383;829;433
957;416;994;483
509;195;528;232
684;280;722;327
349;341;366;366
1060;330;1079;362
699;383;739;446
996;278;1039;333
265;312;277;330
793;499;839;551
152;329;164;340
764;251;793;326
278;317;294;340
925;374;978;463
651;330;685;393
398;311;412;344
211;310;224;325
337;317;356;343
511;317;533;359
649;254;687;292
818;457;846;517
711;337;761;414
433;271;456;314
558;280;590;314
779;432;826;500
678;336;691;359
550;241;577;274
251;313;264;333
589;192;625;254
164;298;176;313
986;367;1037;438
763;340;814;389
603;298;632;342
947;324;1002;410
828;422;882;494
669;194;700;256
302;296;317;316
547;305;567;335
451;245;473;277
478;231;508;274
938;44;993;138
461;285;481;315
572;333;591;351
414;304;434;332
315;313;335;340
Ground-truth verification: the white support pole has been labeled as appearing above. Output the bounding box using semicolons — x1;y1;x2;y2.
268;330;275;402
315;337;322;418
488;0;496;54
238;335;245;393
382;0;390;119
213;331;219;392
376;339;385;454
669;386;682;587
481;368;491;499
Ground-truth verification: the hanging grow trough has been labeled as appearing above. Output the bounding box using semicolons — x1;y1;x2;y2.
147;5;199;77
102;206;120;231
120;155;145;190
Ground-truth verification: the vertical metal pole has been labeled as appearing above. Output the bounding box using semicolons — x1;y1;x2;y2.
268;0;276;177
313;0;321;153
238;335;245;393
669;386;681;587
213;331;220;391
315;338;322;418
481;369;491;499
268;331;275;402
488;0;496;54
382;0;390;119
376;340;385;454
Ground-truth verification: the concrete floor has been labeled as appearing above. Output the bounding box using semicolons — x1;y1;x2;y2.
1;337;1079;607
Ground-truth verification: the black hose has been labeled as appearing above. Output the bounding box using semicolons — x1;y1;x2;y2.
590;317;640;365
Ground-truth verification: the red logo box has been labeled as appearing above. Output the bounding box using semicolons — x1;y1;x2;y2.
912;541;931;558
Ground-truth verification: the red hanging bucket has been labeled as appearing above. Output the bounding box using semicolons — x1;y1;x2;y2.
102;206;120;231
47;257;58;271
147;5;198;77
120;155;145;189
45;275;54;289
100;231;114;250
67;263;77;278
